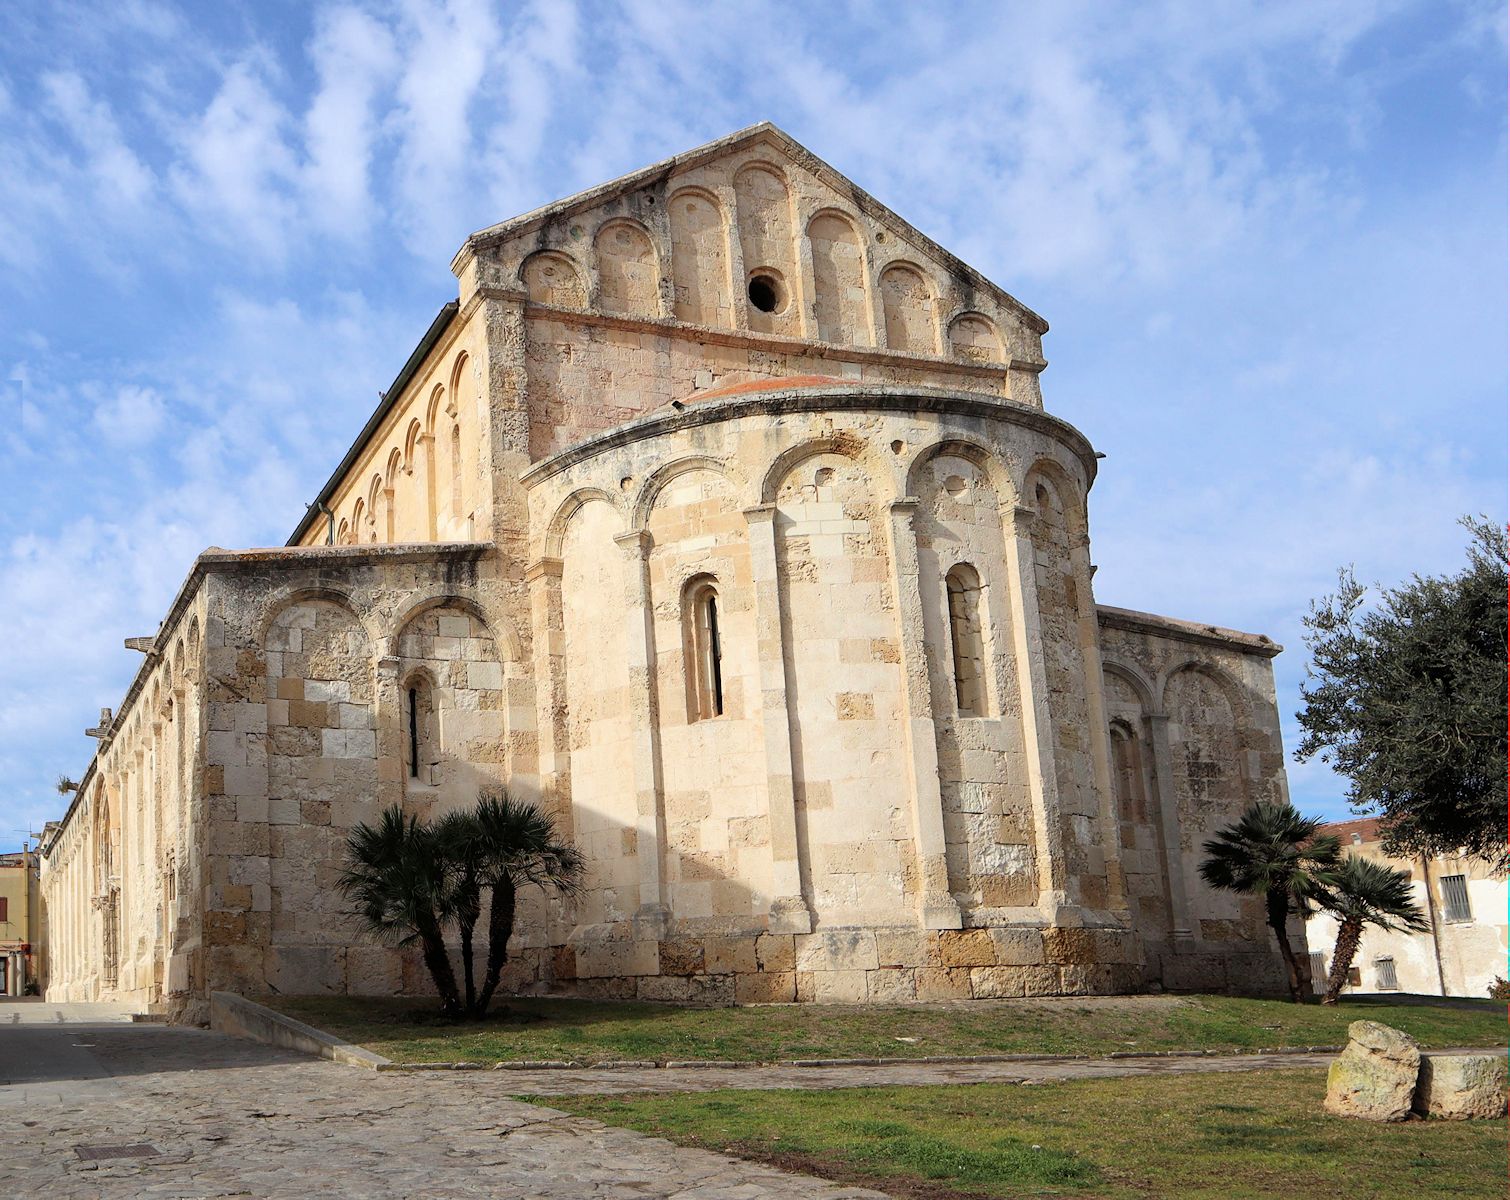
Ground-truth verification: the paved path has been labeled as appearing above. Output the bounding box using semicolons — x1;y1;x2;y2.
0;1010;886;1199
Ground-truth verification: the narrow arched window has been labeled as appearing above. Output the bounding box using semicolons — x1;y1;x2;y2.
404;677;437;785
946;564;988;716
1110;723;1148;822
450;425;463;521
686;578;724;721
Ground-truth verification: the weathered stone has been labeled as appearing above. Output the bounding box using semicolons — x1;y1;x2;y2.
1414;1054;1508;1120
937;929;996;968
1324;1021;1421;1121
40;124;1297;1019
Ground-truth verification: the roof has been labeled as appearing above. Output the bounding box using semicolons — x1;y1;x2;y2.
451;122;1049;336
285;302;459;546
1321;817;1385;844
678;374;844;404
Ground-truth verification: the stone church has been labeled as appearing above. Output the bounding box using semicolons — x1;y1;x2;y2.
42;124;1294;1021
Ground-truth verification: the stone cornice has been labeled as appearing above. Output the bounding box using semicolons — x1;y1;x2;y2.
1096;604;1282;658
520;384;1099;491
517;299;1046;378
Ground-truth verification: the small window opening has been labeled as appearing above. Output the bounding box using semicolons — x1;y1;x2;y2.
1441;874;1472;922
405;678;437;785
408;687;420;779
747;274;781;313
1110;723;1148;823
687;580;725;721
946;564;989;717
1374;956;1399;990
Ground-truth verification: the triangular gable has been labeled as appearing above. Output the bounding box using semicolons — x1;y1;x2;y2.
452;123;1047;346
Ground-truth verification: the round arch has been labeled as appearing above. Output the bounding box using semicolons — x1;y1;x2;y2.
630;453;739;529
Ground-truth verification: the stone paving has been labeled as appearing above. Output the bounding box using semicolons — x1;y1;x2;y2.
0;1019;886;1198
5;1005;1500;1198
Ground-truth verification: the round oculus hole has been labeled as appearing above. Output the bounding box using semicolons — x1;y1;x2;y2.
747;274;782;313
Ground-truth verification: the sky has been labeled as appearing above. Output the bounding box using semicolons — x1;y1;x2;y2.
1;0;1504;852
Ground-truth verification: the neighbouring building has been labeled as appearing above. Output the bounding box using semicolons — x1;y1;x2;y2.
1305;817;1507;998
41;124;1297;1022
0;847;41;996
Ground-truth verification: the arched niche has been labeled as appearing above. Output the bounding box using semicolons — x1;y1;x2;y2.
521;249;588;309
595;219;659;317
948;312;1003;364
668;188;728;327
806;210;868;345
879;262;937;354
734;163;798;336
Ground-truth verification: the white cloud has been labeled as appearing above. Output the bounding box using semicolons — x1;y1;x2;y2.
41;70;156;209
391;0;501;258
92;383;166;444
168;62;299;261
303;5;399;238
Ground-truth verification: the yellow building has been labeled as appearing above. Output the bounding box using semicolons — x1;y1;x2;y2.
0;848;40;996
1305;817;1507;998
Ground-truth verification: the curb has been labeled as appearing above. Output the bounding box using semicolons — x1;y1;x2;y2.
370;1044;1350;1072
210;993;392;1070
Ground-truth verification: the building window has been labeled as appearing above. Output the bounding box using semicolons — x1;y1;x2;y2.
1109;722;1148;823
686;578;724;721
946;564;988;717
1374;956;1399;990
404;677;437;784
1441;874;1472;922
0;897;7;923
1308;950;1327;994
1347;966;1361;987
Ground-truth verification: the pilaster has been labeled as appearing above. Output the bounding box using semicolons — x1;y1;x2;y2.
613;529;669;936
741;504;812;934
885;498;961;930
1002;503;1072;917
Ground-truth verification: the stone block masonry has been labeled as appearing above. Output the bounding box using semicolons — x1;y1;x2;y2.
41;123;1293;1018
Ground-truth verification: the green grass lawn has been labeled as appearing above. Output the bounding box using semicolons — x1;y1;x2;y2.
263;991;1506;1065
550;1068;1508;1199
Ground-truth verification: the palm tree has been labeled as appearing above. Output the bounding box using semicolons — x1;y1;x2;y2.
1199;800;1342;1003
432;809;484;1014
470;791;584;1018
338;806;462;1016
1316;854;1429;1005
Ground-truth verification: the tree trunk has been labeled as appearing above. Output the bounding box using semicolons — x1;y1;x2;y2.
416;911;462;1016
1323;916;1363;1006
1266;889;1305;1003
458;913;477;1015
475;874;517;1018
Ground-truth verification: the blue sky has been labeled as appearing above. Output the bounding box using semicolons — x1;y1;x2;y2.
1;0;1504;851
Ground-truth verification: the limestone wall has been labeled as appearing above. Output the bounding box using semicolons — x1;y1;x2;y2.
458;131;1048;464
195;544;531;1012
41;588;208;1012
516;384;1159;1003
1095;606;1291;994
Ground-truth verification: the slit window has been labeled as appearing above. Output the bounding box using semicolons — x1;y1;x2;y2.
946;564;988;717
405;678;436;784
1441;874;1471;922
687;579;725;721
